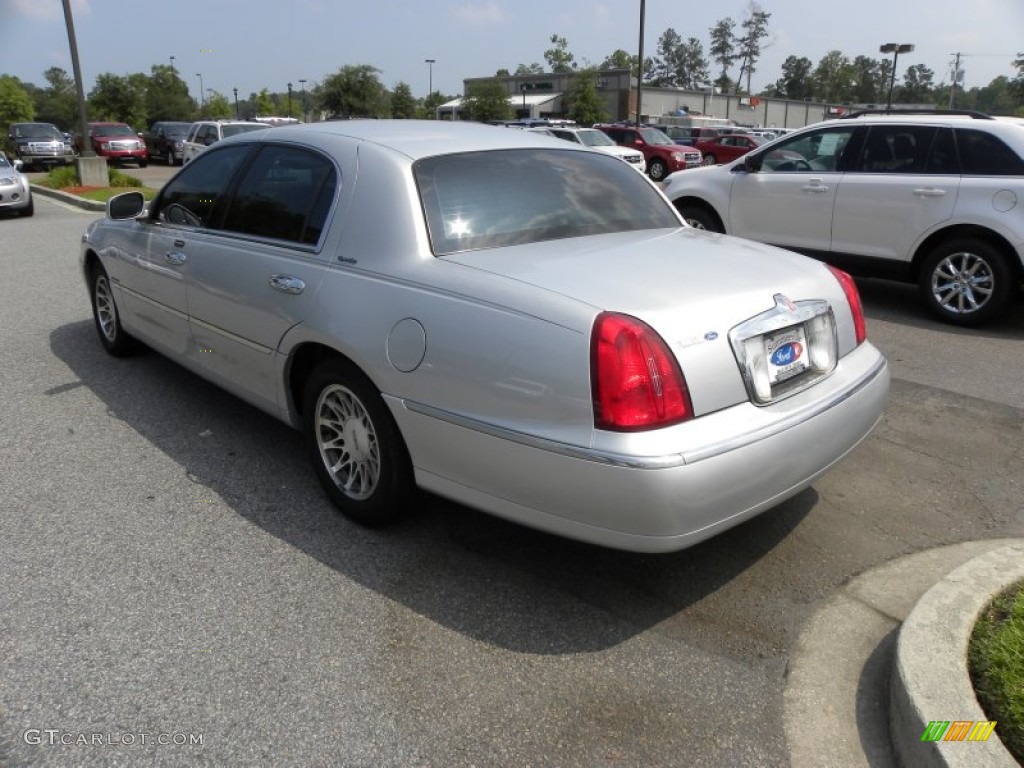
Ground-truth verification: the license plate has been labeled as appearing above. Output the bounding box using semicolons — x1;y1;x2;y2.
764;325;809;385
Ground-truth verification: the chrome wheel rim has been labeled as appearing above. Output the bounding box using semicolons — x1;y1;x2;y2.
684;216;707;230
315;384;380;500
702;156;716;166
94;274;117;341
931;251;995;315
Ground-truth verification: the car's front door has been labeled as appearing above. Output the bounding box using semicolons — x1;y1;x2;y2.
184;144;338;411
831;125;958;262
726;125;858;252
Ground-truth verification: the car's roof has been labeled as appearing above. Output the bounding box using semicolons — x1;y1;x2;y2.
252;119;584;161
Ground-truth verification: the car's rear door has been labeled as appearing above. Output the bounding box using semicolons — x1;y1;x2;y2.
184;143;338;411
831;125;958;262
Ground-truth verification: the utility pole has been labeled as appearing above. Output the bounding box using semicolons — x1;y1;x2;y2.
949;52;963;109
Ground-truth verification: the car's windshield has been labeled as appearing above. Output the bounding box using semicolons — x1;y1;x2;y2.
222;124;269;138
92;124;136;137
162;123;191;138
0;154;11;168
416;149;681;256
639;128;674;146
14;123;63;140
576;129;615;147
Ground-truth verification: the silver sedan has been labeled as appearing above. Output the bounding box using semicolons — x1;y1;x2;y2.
0;152;33;217
79;121;889;552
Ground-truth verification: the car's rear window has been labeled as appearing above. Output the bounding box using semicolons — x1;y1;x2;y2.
222;124;269;138
415;149;680;256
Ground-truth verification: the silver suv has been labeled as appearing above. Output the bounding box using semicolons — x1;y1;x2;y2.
662;110;1024;326
182;120;268;164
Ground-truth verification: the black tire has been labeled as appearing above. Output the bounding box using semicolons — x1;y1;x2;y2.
18;196;33;218
139;159;148;168
89;263;138;356
303;359;413;527
648;159;668;181
702;154;717;166
679;205;723;233
918;237;1014;327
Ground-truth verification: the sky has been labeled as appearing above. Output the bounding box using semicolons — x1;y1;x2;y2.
1;0;1021;106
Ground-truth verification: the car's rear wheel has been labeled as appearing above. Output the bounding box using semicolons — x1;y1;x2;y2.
678;205;722;233
89;263;138;356
702;154;717;166
919;237;1015;326
648;159;668;181
303;359;413;526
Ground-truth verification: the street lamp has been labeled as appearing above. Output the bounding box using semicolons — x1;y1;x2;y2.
169;55;175;74
879;43;914;111
425;58;436;97
196;73;204;108
635;0;646;125
287;82;293;118
298;79;307;122
233;87;239;119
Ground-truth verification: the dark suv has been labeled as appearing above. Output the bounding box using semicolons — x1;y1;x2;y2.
143;121;191;166
594;123;702;181
7;122;75;171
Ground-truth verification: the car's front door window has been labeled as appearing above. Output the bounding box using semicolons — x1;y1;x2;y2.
152;145;251;228
760;127;856;172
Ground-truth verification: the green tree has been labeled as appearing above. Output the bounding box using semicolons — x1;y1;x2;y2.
970;75;1017;114
708;18;737;90
812;51;855;102
145;65;195;123
515;63;544;75
566;69;606;125
88;73;147;127
418;90;450;119
544;34;576;73
315;65;389;118
34;67;77;128
651;28;684;87
204;91;232;119
1012;54;1024;107
495;68;511;77
253;88;275;116
390;82;416;118
601;49;636;73
850;56;884;104
774;55;813;99
461;78;510;122
734;3;772;94
0;76;35;127
897;64;936;104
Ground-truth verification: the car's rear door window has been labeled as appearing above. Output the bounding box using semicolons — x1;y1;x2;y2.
220;145;337;245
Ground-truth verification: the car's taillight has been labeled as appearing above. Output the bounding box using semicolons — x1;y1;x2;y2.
827;265;866;345
591;312;693;431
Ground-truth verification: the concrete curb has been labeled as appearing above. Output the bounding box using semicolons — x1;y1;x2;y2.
30;184;105;212
890;542;1024;768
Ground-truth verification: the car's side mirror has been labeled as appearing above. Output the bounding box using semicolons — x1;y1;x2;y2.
13;159;24;172
107;191;146;220
741;154;762;173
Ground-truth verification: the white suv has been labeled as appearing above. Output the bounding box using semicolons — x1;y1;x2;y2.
182;120;269;164
543;126;648;174
662;110;1024;326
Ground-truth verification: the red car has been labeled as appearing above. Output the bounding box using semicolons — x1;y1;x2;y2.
695;134;766;166
76;123;149;168
595;123;702;181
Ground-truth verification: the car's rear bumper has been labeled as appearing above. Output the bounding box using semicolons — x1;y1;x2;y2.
389;343;889;552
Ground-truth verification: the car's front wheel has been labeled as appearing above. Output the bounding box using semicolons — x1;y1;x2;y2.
648;159;668;181
678;205;723;233
89;263;138;356
702;154;717;166
303;359;413;526
919;238;1015;326
18;197;33;217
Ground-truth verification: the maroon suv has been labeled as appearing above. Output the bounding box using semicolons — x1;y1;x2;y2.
76;123;149;168
594;124;702;181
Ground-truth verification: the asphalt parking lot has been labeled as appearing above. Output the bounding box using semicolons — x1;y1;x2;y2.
1;195;1022;767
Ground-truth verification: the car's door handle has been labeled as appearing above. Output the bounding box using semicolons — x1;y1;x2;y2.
913;188;947;198
802;181;829;193
165;251;187;265
268;275;305;294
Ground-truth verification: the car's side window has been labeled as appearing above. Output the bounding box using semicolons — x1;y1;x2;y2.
220;145;337;246
153;145;252;228
853;126;937;174
759;127;855;172
955;128;1024;176
926;128;959;174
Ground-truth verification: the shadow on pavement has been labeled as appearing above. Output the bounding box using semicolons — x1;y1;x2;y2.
52;319;814;655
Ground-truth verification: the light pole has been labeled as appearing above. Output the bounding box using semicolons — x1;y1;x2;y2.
298;79;307;122
233;87;239;119
196;73;205;108
287;82;293;118
635;0;646;125
879;43;914;111
425;58;436;98
169;55;175;75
